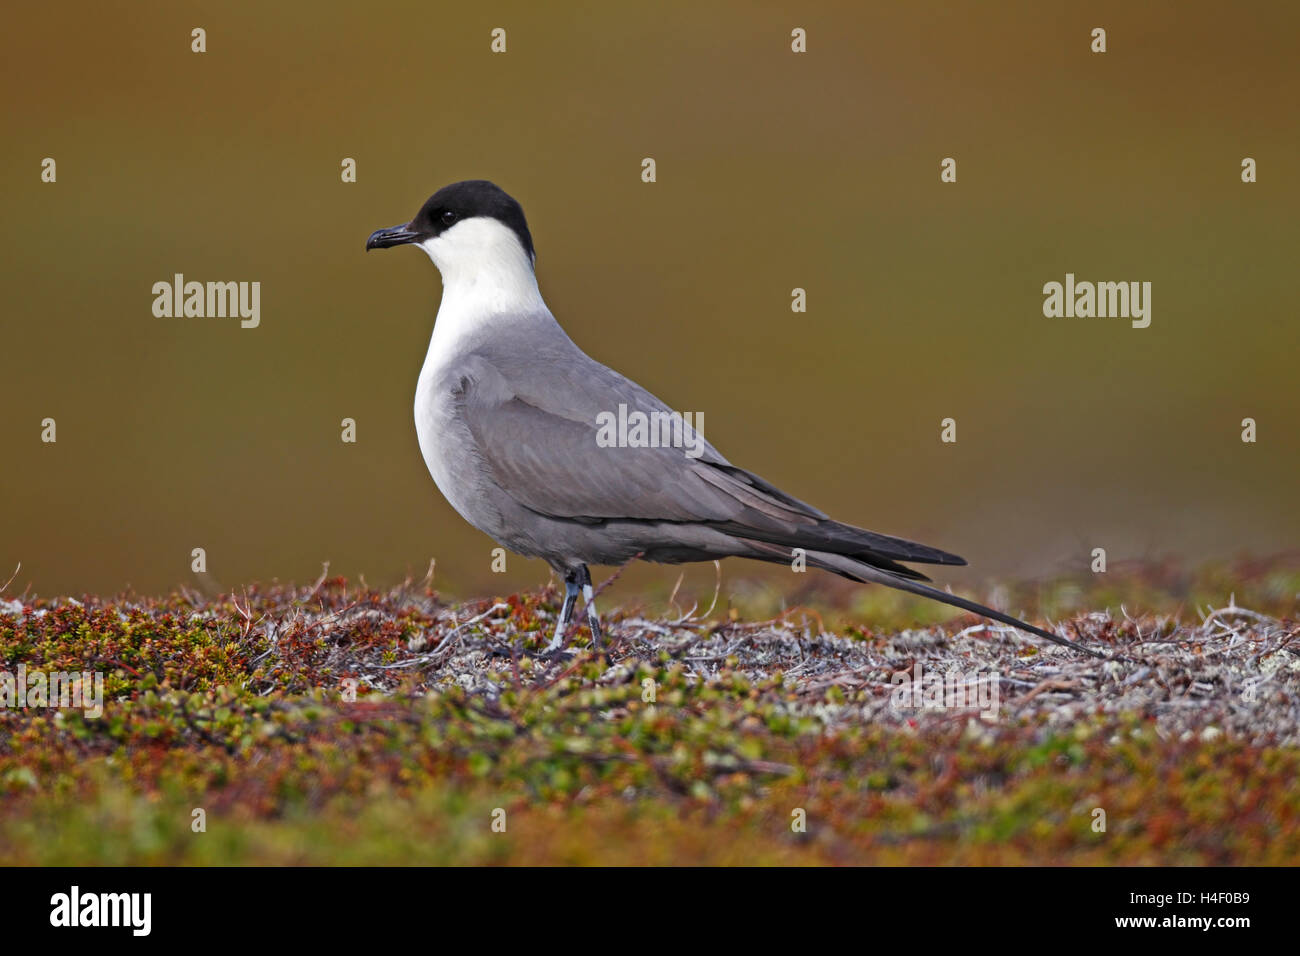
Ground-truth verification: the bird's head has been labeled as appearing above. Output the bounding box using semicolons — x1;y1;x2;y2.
366;180;536;281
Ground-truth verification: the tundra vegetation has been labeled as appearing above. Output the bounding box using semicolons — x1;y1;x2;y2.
1;558;1297;864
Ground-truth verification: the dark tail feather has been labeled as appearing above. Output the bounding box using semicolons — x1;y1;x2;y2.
809;551;1106;658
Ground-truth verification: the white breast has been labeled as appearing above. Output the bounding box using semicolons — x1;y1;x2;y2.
411;216;549;520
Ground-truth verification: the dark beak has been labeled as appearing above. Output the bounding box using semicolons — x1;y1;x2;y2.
366;223;421;251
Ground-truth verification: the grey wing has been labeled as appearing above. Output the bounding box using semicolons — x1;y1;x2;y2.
454;342;966;574
454;345;757;521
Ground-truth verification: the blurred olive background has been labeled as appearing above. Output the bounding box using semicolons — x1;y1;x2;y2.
2;1;1297;604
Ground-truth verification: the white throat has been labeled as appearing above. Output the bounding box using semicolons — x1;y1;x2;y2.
419;217;543;318
416;217;550;372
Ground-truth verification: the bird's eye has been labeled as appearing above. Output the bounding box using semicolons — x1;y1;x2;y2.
440;210;458;226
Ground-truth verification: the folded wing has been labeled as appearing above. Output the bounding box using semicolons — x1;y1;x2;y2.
454;341;966;579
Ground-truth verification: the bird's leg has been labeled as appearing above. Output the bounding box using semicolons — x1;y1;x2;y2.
579;564;604;647
545;570;581;651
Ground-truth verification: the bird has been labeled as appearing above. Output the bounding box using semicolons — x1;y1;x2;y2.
366;180;1098;657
